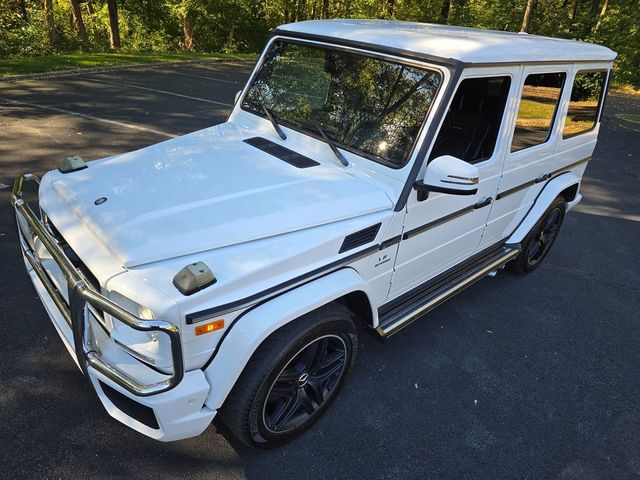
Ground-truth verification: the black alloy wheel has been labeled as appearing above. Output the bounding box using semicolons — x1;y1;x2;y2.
526;206;563;265
262;334;348;434
507;196;566;274
220;304;358;447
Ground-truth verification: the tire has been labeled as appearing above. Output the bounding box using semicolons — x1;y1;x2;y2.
507;196;566;274
219;303;358;448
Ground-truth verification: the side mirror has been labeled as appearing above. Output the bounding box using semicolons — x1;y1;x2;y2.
414;155;479;200
234;90;242;104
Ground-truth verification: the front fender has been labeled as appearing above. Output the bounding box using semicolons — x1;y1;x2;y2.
507;172;581;245
202;267;376;409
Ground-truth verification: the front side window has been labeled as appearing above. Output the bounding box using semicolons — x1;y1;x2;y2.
242;40;442;168
563;70;607;138
511;72;565;152
430;76;511;164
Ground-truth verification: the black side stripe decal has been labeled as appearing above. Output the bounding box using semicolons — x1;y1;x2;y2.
496;180;535;200
186;244;380;324
379;235;402;250
496;156;591;201
403;205;475;240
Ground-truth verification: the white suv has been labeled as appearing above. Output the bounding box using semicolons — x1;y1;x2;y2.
12;20;615;447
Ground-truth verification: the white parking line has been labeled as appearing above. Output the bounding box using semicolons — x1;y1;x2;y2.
158;70;241;84
0;97;176;138
83;77;234;106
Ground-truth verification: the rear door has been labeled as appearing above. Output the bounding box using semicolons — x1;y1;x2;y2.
480;65;570;248
389;69;515;298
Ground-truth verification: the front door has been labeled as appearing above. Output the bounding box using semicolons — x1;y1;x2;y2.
389;71;515;299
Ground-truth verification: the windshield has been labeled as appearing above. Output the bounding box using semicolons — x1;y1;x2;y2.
241;40;442;168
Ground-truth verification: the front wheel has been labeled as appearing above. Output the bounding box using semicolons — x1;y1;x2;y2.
220;304;358;447
507;196;566;274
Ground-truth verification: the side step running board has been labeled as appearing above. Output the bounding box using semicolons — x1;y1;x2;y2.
376;246;519;338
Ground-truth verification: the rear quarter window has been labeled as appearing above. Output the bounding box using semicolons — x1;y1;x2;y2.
511;72;565;152
563;70;608;139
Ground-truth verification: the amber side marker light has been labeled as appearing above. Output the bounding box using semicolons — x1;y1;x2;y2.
195;320;225;336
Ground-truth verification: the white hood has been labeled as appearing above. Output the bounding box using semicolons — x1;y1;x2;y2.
41;124;393;267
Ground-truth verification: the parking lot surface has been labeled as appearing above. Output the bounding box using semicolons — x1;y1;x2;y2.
0;60;639;480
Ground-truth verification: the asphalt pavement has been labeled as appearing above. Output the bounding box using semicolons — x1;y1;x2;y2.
0;60;639;480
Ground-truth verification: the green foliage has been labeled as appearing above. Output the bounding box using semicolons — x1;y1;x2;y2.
0;0;638;87
0;52;256;77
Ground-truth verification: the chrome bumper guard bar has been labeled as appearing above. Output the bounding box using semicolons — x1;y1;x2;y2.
12;174;184;397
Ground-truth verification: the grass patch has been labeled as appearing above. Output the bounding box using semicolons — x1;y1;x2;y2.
0;52;257;78
516;99;556;120
611;84;640;97
617;113;640;125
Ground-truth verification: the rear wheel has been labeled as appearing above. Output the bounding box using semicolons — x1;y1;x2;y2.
507;196;566;274
220;304;358;447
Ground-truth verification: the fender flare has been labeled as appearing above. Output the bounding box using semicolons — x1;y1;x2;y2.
507;172;581;245
202;267;376;409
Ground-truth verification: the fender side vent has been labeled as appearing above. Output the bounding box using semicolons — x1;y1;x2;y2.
243;137;320;169
339;223;382;253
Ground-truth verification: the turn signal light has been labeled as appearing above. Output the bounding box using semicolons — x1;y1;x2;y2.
195;320;224;336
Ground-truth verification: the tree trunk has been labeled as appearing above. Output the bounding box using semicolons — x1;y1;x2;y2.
227;23;235;48
590;0;600;15
44;0;56;46
107;0;121;49
594;0;609;30
520;0;535;32
298;0;307;21
68;0;89;49
322;0;329;18
440;0;451;23
182;13;194;50
19;0;28;21
386;0;396;16
568;0;578;21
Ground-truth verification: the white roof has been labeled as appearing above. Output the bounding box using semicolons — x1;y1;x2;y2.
277;19;616;65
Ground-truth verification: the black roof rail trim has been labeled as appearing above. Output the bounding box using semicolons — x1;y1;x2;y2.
272;29;462;69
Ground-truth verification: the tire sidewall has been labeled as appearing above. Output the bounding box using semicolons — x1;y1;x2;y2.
522;198;566;273
247;317;358;447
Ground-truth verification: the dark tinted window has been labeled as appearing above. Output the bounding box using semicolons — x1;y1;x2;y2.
430;76;511;164
512;72;565;152
563;70;607;138
242;41;442;167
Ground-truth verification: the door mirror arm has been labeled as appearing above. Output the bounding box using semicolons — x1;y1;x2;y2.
414;180;478;201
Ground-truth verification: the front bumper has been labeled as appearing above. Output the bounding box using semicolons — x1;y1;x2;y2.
12;173;215;441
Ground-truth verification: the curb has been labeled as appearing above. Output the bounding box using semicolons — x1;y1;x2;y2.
0;57;256;83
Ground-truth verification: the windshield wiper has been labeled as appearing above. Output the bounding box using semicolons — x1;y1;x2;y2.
261;105;287;141
315;124;349;167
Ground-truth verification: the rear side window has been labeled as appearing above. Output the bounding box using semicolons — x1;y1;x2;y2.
563;70;607;138
511;72;565;152
430;76;511;164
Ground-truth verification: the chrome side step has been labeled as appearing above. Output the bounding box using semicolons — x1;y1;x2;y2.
376;246;519;338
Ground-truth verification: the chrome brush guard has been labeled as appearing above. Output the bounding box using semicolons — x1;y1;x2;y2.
12;174;184;397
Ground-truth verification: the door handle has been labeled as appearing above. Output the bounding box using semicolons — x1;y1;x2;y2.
474;196;493;209
535;173;550;183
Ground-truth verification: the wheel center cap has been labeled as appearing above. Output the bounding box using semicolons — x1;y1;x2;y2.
297;372;310;388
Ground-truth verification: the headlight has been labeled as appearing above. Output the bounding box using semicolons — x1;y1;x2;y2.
107;292;174;372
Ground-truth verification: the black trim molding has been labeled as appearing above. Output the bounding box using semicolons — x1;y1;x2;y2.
186;244;379;324
496;156;591;201
402;204;475;240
